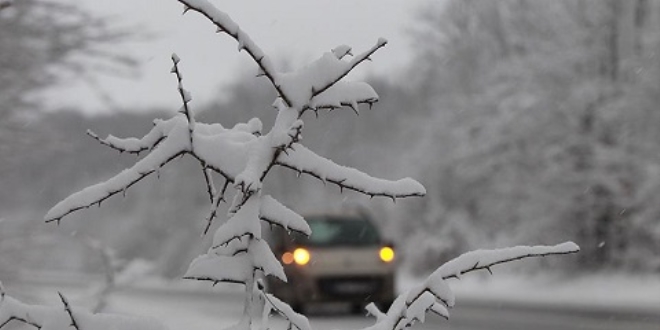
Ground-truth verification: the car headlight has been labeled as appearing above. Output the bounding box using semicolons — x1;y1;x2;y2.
293;248;311;265
379;246;395;263
281;252;294;265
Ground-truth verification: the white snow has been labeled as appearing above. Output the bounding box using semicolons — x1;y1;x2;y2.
0;295;169;330
277;144;426;198
399;271;660;316
212;197;262;248
433;242;580;280
261;292;311;330
259;195;311;236
184;254;252;284
308;81;378;111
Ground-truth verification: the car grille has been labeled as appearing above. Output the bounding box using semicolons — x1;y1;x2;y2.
317;276;384;297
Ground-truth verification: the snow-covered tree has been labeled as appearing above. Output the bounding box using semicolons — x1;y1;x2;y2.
403;0;660;271
0;1;579;329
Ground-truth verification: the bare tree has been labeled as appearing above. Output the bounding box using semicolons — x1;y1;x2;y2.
0;0;134;118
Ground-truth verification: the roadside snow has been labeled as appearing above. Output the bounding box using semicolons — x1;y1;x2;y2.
398;271;660;315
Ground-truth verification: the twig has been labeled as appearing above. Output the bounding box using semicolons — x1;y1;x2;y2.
58;292;80;330
309;38;388;100
171;53;195;148
177;0;292;107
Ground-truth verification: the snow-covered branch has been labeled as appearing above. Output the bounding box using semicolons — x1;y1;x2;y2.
41;2;583;330
86;125;165;155
277;144;426;200
308;81;378;115
259;195;311;236
257;281;311;330
306;39;387;100
176;0;291;106
435;242;580;280
0;291;168;330
364;242;581;330
45;116;191;223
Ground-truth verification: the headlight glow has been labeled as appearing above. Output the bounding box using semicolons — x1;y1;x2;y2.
293;248;311;265
379;246;395;263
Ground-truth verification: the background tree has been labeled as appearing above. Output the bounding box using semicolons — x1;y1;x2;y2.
0;0;135;286
402;0;660;271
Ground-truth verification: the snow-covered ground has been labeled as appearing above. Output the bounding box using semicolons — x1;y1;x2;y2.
12;270;659;330
399;271;660;316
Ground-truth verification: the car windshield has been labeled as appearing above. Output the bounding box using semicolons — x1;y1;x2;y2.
297;216;381;247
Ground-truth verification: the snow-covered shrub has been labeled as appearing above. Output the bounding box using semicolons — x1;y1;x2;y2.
0;1;579;329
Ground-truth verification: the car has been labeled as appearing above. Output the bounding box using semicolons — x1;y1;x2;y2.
266;213;396;313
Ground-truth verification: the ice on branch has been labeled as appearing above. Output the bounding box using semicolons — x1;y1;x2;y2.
277;144;426;199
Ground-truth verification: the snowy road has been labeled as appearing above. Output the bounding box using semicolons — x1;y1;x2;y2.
103;287;659;330
13;279;659;330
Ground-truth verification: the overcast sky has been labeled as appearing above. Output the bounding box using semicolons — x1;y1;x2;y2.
46;0;436;114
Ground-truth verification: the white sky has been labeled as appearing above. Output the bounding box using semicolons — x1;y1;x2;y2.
45;0;435;114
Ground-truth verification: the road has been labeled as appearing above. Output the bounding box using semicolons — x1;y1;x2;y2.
14;281;660;330
105;287;659;330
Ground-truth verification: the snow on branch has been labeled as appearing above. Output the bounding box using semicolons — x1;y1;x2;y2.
212;196;262;248
184;254;254;285
86;119;169;155
177;0;385;111
278;39;387;110
177;0;291;106
257;281;311;330
0;291;168;330
45;116;192;223
185;239;286;285
46;57;268;225
364;242;580;330
308;81;378;115
276;144;426;200
435;242;580;280
259;195;311;236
